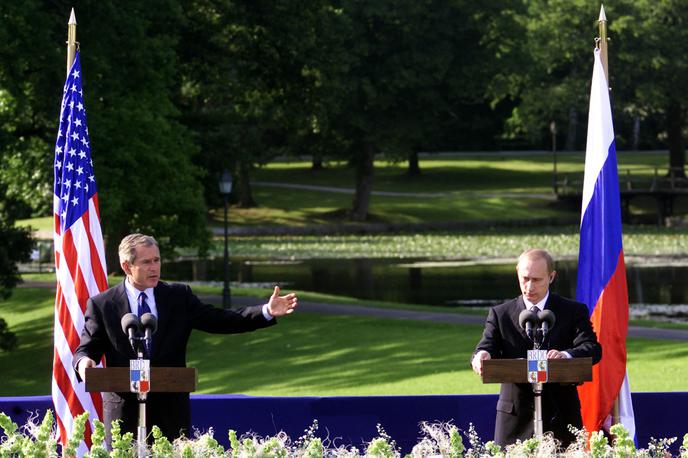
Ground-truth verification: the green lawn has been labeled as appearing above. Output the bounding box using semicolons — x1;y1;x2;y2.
209;151;675;227
19;151;681;233
2;286;687;397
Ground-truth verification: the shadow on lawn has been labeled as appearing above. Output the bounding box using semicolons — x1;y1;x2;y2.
188;312;478;394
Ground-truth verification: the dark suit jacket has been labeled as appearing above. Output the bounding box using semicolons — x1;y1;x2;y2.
473;293;602;447
73;280;275;442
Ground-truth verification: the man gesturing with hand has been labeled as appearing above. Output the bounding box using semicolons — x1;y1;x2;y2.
74;233;298;444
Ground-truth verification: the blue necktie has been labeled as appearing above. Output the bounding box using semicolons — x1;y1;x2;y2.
138;292;152;356
138;292;151;317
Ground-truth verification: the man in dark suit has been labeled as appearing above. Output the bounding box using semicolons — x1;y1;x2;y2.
73;233;298;443
471;248;601;447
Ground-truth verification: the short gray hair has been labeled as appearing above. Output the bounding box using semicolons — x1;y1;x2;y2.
517;248;555;274
118;233;158;265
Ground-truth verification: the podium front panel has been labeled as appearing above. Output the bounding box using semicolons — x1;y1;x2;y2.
85;367;197;393
481;357;592;384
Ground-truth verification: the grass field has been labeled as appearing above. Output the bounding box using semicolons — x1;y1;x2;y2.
20;151;676;233
217;151;675;227
2;287;687;397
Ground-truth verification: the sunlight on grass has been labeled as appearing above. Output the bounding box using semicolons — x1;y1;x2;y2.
2;285;688;396
15;216;52;233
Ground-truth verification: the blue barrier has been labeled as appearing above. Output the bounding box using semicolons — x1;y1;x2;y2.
1;393;685;453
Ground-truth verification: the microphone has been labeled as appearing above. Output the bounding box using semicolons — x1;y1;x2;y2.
121;313;142;347
518;309;539;340
537;310;556;337
140;313;158;342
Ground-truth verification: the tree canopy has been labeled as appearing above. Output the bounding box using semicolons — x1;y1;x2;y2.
1;0;687;231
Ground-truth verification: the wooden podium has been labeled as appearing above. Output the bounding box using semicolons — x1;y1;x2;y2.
481;357;592;384
85;367;197;457
84;367;197;393
481;357;592;438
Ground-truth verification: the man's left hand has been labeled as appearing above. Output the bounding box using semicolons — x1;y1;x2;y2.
267;285;298;317
547;349;569;359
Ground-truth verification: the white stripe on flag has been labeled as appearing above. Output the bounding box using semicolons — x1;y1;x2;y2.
581;48;615;221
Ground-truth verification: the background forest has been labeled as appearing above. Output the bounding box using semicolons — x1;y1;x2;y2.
1;0;687;271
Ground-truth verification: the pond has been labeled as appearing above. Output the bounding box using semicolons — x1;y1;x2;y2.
164;258;688;320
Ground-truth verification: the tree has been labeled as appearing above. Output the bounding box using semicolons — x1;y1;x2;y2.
612;0;688;177
327;0;489;220
483;0;598;150
484;0;688;179
179;0;334;208
0;1;209;262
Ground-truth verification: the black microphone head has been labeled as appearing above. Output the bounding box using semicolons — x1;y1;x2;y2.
121;313;141;334
518;310;539;330
140;313;158;334
537;310;556;329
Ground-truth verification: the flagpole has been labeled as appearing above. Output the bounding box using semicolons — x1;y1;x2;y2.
66;8;77;75
598;3;621;428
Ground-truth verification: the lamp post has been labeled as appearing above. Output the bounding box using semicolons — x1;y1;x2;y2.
219;170;233;308
550;120;558;195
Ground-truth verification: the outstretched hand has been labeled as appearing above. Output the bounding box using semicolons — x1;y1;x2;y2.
267;285;298;317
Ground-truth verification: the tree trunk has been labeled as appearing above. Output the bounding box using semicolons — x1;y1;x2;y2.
666;103;686;179
407;151;421;176
311;152;324;171
350;143;375;221
236;160;257;208
632;115;641;151
565;107;578;151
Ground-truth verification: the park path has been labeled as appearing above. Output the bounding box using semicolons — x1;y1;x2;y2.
18;281;688;341
252;181;555;200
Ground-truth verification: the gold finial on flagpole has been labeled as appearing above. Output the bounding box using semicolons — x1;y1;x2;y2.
66;8;77;75
597;4;609;85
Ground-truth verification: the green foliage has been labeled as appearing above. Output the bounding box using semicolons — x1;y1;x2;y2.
0;1;208;260
0;221;32;301
22;410;57;458
85;419;109;458
610;423;636;457
64;411;88;458
4;410;688;457
409;422;466;458
366;425;399;458
0;318;17;352
109;420;134;458
589;429;609;458
151;425;173;458
680;433;688;458
0;412;23;456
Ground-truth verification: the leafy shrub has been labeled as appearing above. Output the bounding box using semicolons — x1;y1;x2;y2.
0;410;682;457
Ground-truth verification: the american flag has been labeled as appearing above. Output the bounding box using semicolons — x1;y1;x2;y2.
52;50;108;455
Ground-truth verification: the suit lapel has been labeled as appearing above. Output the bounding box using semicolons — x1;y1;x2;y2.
542;293;559;348
151;282;171;359
510;296;532;342
112;281;137;358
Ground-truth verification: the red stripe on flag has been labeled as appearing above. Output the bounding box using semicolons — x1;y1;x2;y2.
92;193;101;221
578;252;629;433
55;285;81;353
55;411;67;453
82;207;108;291
62;228;92;314
53;348;93;448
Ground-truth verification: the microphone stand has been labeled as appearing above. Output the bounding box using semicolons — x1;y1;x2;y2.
131;335;149;458
531;331;544;439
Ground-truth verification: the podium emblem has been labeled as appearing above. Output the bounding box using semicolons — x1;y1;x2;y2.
130;359;150;393
527;350;548;383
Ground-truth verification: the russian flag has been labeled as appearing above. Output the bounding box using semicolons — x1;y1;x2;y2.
576;48;635;436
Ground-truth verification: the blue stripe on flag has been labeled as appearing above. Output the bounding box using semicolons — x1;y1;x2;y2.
576;139;624;315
